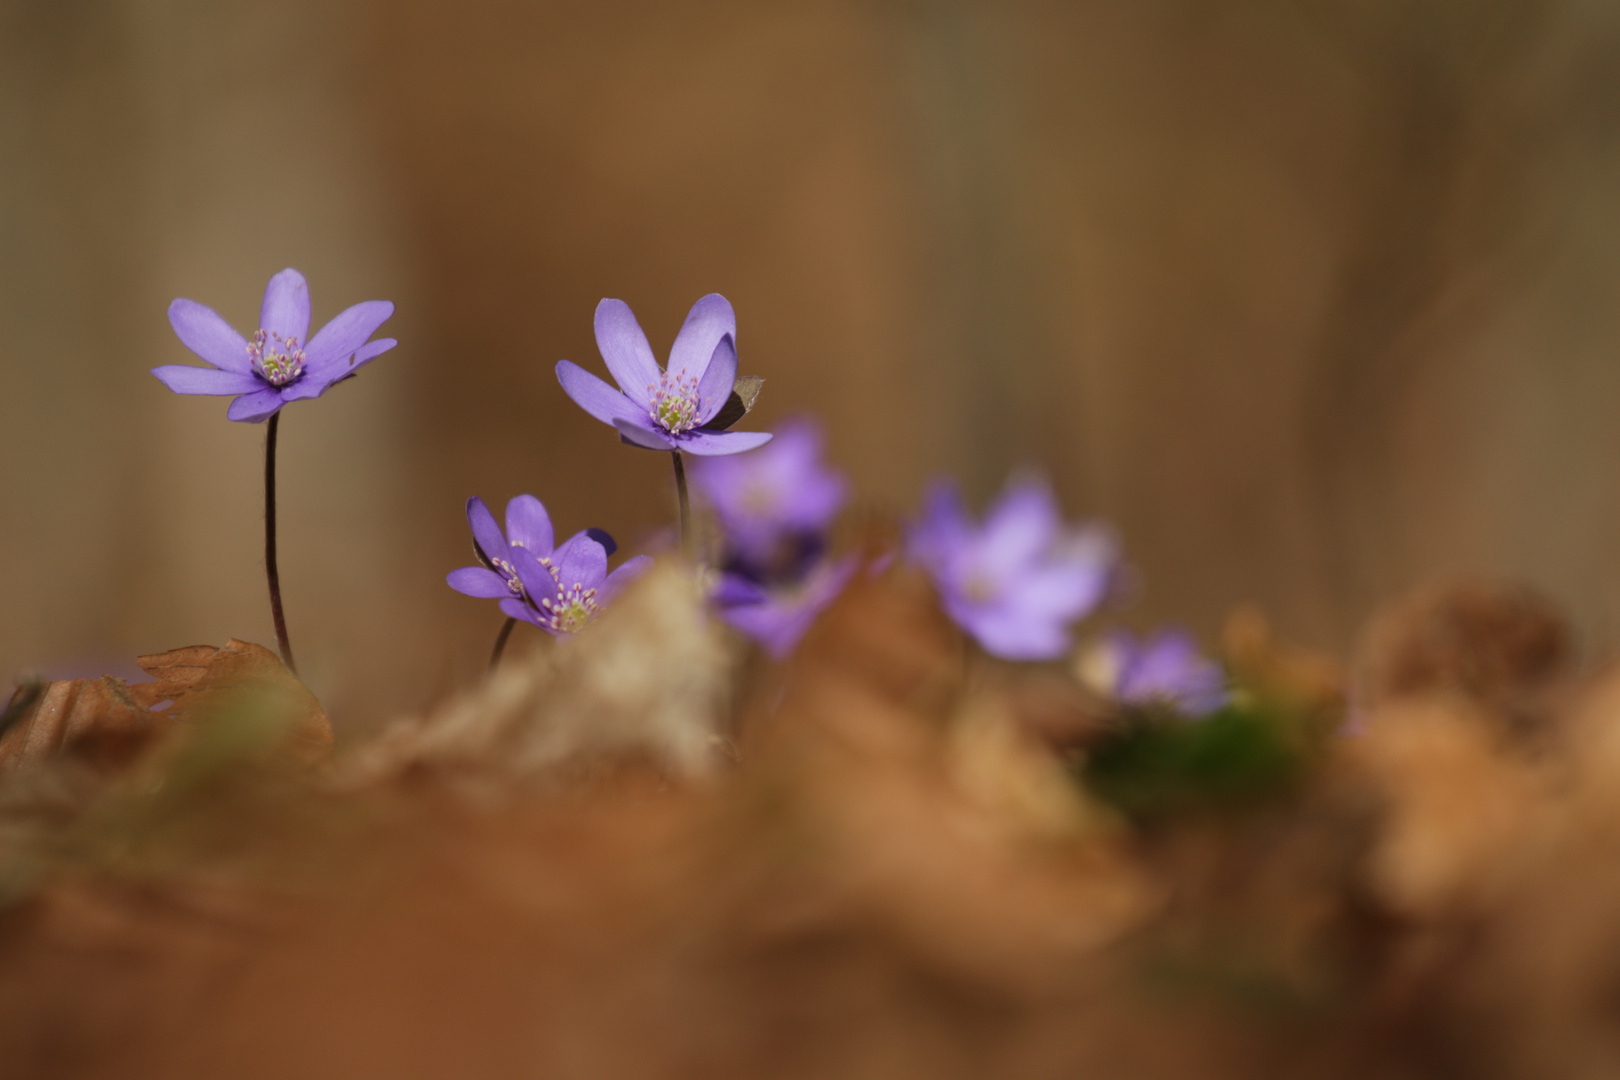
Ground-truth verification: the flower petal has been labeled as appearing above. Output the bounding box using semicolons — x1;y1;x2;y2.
676;429;772;456
694;334;737;424
303;300;394;372
667;293;736;383
259;268;310;343
505;494;554;556
979;479;1060;577
600;554;653;603
499;598;544;628
168;299;251;372
447;566;510;599
557;360;648;427
999;561;1109;622
584;528;618;557
510;546;558;603
593;298;660;407
151;365;261;397
225;388;285;423
284;338;398;401
955;604;1071;661
465;497;510;567
553;531;609;591
612;418;675;450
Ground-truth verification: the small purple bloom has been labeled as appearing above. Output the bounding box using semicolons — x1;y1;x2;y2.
153;268;396;423
908;476;1115;661
714;554;858;659
555;295;773;456
1084;628;1227;717
447;495;651;636
691;417;847;571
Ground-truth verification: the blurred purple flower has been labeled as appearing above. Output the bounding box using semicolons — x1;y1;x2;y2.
447;495;650;636
908;476;1115;661
1084;628;1226;717
691;417;847;572
713;554;858;659
153;268;396;422
555;295;772;456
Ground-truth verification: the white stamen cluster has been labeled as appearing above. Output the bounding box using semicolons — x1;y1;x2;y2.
647;370;705;434
492;556;525;598
533;555;600;633
248;328;306;387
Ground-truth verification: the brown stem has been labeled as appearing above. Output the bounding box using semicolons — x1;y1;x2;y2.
671;450;692;557
489;616;517;670
265;411;296;673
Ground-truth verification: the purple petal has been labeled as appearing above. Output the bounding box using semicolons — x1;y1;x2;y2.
666;293;736;383
225;388;285;423
465;497;510;566
168;299;251;373
677;430;772;456
447;566;510;599
712;572;768;607
693;334;737;424
600;554;654;601
955;605;1071;661
1000;562;1109;623
593;299;660;408
151;365;262;397
259;268;310;343
557;360;649;428
979;479;1060;577
303;300;394;372
348;337;395;369
553;531;608;590
499;598;544;628
284;337;397;400
613;418;675;450
505;495;554;556
510;546;558;603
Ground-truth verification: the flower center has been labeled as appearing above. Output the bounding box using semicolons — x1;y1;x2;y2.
248;329;306;387
962;568;1000;605
646;371;704;435
534;557;601;633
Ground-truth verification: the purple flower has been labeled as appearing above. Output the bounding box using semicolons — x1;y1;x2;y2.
713;554;858;659
153;268;396;423
1083;628;1226;717
690;417;847;571
908;476;1115;661
447;495;651;635
555;295;773;456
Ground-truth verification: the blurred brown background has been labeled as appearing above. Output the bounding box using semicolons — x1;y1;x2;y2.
4;0;1619;730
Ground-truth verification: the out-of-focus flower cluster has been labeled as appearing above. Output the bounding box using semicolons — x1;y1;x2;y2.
693;419;857;658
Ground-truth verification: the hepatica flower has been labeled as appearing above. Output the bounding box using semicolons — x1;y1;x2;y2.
691;417;846;572
1082;628;1227;718
908;476;1116;661
447;495;650;636
713;555;859;660
555;295;772;456
153;268;396;422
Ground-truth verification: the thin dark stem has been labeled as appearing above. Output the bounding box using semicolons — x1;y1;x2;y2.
265;411;296;673
489;616;517;671
671;450;692;557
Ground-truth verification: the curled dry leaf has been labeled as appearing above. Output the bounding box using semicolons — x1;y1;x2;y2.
0;640;330;778
0;676;173;775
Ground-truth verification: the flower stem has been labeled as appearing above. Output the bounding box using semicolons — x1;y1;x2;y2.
264;411;296;674
489;616;516;670
671;450;692;557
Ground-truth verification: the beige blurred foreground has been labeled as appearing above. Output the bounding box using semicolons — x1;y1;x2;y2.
0;561;1617;1079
